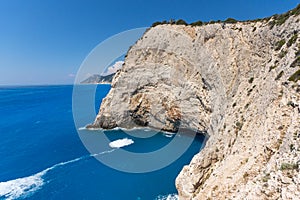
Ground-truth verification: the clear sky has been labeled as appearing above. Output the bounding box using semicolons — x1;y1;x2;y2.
0;0;299;85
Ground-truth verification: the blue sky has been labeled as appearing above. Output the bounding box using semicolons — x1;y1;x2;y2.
0;0;299;85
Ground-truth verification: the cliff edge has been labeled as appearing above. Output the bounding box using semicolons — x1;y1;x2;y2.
90;7;300;199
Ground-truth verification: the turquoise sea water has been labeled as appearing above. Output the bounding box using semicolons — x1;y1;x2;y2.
0;85;204;200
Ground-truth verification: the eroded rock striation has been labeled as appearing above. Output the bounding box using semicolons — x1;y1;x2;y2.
90;8;300;199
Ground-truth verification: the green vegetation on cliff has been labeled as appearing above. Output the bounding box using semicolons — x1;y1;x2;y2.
151;4;300;28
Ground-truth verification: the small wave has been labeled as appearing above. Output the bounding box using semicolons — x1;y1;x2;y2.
109;138;134;148
84;127;102;131
155;193;178;200
78;126;86;130
163;133;175;138
113;126;151;132
85;126;172;135
0;150;114;200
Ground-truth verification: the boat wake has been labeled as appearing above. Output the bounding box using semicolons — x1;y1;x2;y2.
109;138;134;148
0;149;115;200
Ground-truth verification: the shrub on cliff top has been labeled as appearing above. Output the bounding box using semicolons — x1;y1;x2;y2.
291;3;300;16
175;19;188;25
151;21;161;27
190;20;204;26
224;18;238;24
152;19;187;27
275;12;290;26
169;19;176;24
151;20;168;27
268;4;300;28
151;4;300;28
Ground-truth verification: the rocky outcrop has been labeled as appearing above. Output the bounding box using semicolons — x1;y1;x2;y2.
90;7;300;200
90;26;213;132
80;73;115;84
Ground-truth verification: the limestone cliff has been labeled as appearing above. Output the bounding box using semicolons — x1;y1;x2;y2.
90;7;300;199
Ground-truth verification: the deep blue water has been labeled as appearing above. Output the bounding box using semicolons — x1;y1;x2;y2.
0;85;205;200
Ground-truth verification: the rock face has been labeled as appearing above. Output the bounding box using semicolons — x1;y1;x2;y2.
91;26;213;132
91;8;300;200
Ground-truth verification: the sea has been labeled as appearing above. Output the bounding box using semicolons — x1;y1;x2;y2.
0;85;205;200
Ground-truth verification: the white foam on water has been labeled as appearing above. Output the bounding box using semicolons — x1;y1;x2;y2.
85;126;172;136
109;138;134;148
0;171;45;200
85;127;102;131
113;126;152;132
78;126;86;130
163;133;175;138
155;193;178;200
90;149;115;157
0;150;115;200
